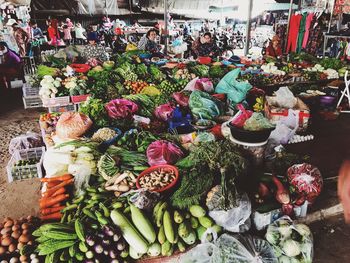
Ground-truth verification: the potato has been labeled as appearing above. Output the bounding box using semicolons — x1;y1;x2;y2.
18;234;29;244
0;227;11;235
11;230;21;240
1;236;13;246
8;243;16;253
4;220;14;228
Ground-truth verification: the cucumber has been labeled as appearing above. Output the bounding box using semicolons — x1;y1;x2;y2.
189;205;206;218
130;204;156;243
163;210;175;244
74;219;86;242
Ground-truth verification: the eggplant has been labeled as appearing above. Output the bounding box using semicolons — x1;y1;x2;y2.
97;233;105;239
103;226;115;237
109;249;118;259
110;260;120;263
85;251;94;259
113;233;121;242
83;260;94;263
94;244;104;254
102;239;111;246
116;241;125;251
86;236;95;247
103;250;109;256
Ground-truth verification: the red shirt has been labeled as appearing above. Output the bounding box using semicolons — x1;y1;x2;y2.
266;43;282;57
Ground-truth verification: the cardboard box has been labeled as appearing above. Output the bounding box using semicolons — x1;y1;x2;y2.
264;96;310;132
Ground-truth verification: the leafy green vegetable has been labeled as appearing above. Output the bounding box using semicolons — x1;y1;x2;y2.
149;65;166;83
320;57;344;70
190;64;209;77
79;98;109;127
107;146;148;171
37;65;60;78
122;94;156;118
209;65;226;78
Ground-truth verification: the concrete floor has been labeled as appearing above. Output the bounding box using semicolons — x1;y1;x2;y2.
0;88;349;262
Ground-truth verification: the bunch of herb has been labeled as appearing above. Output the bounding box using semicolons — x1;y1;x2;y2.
79;97;109;127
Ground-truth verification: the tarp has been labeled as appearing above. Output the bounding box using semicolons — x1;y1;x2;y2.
77;0;131;15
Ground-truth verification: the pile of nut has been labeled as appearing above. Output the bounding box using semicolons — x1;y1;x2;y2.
138;168;176;191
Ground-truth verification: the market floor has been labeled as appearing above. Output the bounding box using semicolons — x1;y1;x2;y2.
1;88;350;261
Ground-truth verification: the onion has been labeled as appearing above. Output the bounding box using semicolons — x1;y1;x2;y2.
1;236;13;246
11;230;21;240
17;243;24;250
0;246;6;255
0;227;11;235
19;234;29;243
102;226;114;237
94;244;103;254
4;220;13;228
8;243;16;253
21;223;29;230
11;225;20;232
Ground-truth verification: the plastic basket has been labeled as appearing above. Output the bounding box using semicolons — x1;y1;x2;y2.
71;94;90;103
48;104;75;113
23;96;43;109
42;96;70;107
22;83;40;97
6;147;45;182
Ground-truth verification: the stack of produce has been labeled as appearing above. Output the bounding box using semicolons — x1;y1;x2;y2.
0;216;40;261
39;174;74;221
39;113;61;147
124;81;149;94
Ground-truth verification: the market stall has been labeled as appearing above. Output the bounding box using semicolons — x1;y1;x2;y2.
2;40;348;262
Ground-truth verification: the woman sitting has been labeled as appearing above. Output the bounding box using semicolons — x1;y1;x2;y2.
138;29;164;57
0;41;22;89
82;34;108;62
265;35;283;58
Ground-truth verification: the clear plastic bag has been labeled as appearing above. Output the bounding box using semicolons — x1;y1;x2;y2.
243;113;275;131
265;216;313;263
274;86;297;109
180;233;277;263
197;78;214;92
9;132;43;154
189;91;222;120
128;189;160;210
208;192;252;233
146;140;184;166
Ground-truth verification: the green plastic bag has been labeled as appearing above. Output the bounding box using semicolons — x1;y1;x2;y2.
189;91;222;120
215;69;252;107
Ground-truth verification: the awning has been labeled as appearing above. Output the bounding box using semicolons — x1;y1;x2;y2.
0;0;31;6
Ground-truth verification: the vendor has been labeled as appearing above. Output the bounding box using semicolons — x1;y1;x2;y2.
0;42;22;89
82;34;108;62
195;32;219;57
265;35;283;58
138;29;163;57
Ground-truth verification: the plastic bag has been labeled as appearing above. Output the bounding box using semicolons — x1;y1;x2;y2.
197;78;214;92
56;112;93;139
268;109;299;144
209;193;252;233
215;68;252;107
274;86;297;109
146;140;184;166
184;77;199;91
180;233;277;263
9;132;43;154
265;216;313;263
189;91;222;120
128;189;160;210
154;103;175;121
172;92;190;107
287;163;323;205
105;99;138;119
244;113;275;131
231;105;253;128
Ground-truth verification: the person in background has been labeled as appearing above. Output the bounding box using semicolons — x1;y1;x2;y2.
265;35;283;58
74;23;86;45
30;21;43;39
338;161;350;223
12;23;29;57
63;24;72;45
145;29;162;55
0;41;22;89
82;33;108;61
47;22;58;46
195;32;219;57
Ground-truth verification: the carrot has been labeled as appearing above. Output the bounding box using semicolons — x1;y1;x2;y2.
43;187;66;198
43;179;74;197
40;194;69;209
40;212;62;221
46;181;61;188
41;206;65;216
52;203;61;207
41;174;73;183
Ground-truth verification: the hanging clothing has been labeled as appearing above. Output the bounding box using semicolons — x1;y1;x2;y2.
302;13;314;49
297;13;307;53
287;14;302;53
306;17;323;55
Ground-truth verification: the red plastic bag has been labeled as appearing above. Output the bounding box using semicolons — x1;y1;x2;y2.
105;99;138;120
154;103;175;121
172;92;189;107
230;104;253;128
146;140;184;166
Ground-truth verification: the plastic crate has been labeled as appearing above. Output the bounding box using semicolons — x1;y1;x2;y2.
48;103;75;113
6;147;45;182
42;96;70;107
23;96;43;109
22;83;40;97
71;94;90;103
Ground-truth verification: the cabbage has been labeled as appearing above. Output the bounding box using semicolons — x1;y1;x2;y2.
265;230;281;246
279;255;291;263
279;225;293;238
295;224;311;237
282;240;301;257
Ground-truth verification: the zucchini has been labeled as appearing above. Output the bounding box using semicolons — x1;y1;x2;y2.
163;210;175;244
130;204;156;243
111;210;148;254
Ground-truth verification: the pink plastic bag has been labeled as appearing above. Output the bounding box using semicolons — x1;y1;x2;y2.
230;104;253;128
105;99;138;119
146;140;184;166
172;92;190;107
154;103;175;121
197;78;214;92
